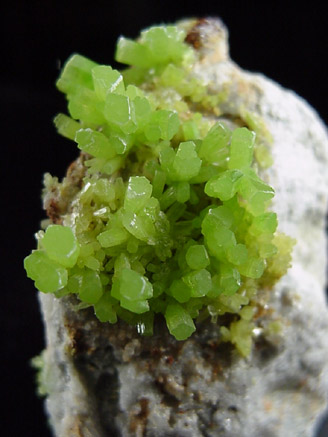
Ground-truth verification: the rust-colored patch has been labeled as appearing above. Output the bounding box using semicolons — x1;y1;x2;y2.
263;399;273;412
298;378;308;389
253;304;274;321
65;323;93;356
66;153;88;190
156;375;182;408
165;355;174;365
129;398;150;435
138;398;149;419
185;18;209;49
211;361;226;379
44;152;88;224
66;415;98;437
46;198;63;224
67;419;84;437
149;346;163;359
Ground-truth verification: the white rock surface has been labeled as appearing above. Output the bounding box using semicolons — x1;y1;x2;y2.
38;18;328;437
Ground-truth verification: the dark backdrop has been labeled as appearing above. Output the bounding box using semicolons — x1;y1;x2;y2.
1;1;327;436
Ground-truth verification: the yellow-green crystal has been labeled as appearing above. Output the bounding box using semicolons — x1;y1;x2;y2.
41;225;80;268
24;251;68;293
24;23;294;353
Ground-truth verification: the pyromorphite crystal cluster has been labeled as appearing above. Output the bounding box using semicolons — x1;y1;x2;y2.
24;24;294;356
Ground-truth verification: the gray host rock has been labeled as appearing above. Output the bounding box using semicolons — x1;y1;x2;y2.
36;18;328;437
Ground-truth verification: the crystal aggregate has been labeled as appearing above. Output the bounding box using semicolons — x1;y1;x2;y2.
24;24;294;355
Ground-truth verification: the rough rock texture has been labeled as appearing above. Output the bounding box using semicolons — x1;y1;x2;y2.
38;18;328;437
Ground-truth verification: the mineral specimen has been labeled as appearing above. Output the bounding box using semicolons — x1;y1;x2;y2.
27;18;328;437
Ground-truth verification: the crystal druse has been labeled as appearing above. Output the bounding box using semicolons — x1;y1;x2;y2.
25;20;293;355
26;18;328;437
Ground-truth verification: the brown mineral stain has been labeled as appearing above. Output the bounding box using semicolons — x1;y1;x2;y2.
67;415;96;437
46;198;63;224
65;323;94;356
263;399;273;412
67;420;84;437
165;355;174;365
45;153;88;225
65;154;88;190
253;304;274;321
129;398;150;435
185;18;209;49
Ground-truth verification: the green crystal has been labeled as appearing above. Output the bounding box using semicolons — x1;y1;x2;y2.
136;312;154;336
227;243;248;265
115;38;153;68
166;202;186;222
112;268;152;314
94;291;117;323
56;54;97;94
54;113;81;140
159;146;175;174
228;127;256;170
124;176;152;212
238;170;274;215
93;179;116;203
92;65;125;100
110;133;134;155
115;268;153;301
202;206;234;232
182;269;212;297
219;263;241;295
199;122;230;164
122;210;156;243
150;110;180;141
24;251;67;293
160;63;185;87
141;26;188;64
68;88;105;125
75;128;117;159
205;169;243;201
165;303;196;340
41;225;80;268
249;212;278;235
238;257;265;279
182;119;199;140
104;93;137;133
97;227;128;248
169;279;192;303
133;97;152;129
172;141;202;181
175;182;190;203
120;297;149;314
116;25;192;69
205;226;236;260
152;170;166;198
78;269;103;304
185;244;210;270
229;319;254;357
159;185;177;210
24;22;294;354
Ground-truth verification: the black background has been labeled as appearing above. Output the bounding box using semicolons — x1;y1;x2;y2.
2;1;327;436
